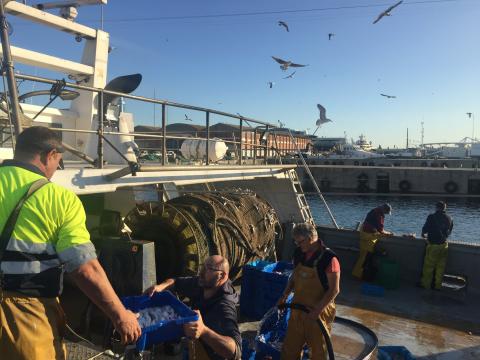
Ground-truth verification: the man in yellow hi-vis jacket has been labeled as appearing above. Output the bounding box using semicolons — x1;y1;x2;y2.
0;127;141;359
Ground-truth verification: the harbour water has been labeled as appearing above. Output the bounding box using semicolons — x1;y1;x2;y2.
307;194;480;244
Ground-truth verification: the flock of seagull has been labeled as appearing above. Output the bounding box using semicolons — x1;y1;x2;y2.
267;1;403;130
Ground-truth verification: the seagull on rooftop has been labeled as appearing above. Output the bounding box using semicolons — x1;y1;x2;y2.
278;21;289;32
380;93;396;99
373;1;403;24
272;56;308;71
283;71;296;79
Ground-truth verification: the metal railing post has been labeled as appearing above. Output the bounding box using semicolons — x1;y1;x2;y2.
253;128;257;165
206;111;210;164
272;130;282;165
239;119;243;165
0;1;22;137
161;103;166;166
264;125;268;165
97;90;104;169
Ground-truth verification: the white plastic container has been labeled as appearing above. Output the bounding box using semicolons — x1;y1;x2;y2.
180;139;227;162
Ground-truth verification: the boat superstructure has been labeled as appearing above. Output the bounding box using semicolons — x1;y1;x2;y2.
0;1;301;196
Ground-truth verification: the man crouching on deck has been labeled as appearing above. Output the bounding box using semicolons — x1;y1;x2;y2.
145;255;241;360
278;223;340;360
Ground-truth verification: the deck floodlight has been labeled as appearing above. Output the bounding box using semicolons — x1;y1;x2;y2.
19;89;80;102
18;79;80;120
58;89;80;101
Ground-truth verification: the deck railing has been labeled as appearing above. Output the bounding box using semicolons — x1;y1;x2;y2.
2;73;302;169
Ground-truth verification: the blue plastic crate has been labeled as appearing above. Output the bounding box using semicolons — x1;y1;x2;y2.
378;346;416;360
240;260;272;319
262;262;294;285
121;291;198;351
256;335;281;360
257;262;293;317
361;283;385;297
240;261;293;320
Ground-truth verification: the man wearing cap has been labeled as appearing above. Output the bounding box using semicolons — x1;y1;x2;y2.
352;204;393;280
420;201;453;289
0;126;141;359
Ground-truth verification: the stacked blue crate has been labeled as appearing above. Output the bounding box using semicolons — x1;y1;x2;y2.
240;260;272;319
259;262;294;317
240;261;294;320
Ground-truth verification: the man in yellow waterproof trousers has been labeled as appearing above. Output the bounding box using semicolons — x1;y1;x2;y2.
352;203;393;280
278;223;340;360
0;127;141;360
420;201;453;290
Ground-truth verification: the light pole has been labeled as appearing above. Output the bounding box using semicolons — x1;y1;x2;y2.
467;112;474;142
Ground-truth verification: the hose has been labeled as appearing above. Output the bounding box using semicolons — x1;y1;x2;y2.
278;302;335;360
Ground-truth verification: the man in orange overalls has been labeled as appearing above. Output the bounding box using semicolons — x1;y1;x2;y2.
278;223;340;360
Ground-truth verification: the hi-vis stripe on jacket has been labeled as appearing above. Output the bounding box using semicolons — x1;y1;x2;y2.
0;160;97;297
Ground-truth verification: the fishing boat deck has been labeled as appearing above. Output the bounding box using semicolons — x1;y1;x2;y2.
64;275;480;360
334;274;480;359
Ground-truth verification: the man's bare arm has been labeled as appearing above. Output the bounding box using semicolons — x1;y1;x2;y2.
69;259;141;344
201;326;237;359
144;278;175;296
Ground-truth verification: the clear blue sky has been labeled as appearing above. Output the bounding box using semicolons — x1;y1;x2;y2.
7;0;480;148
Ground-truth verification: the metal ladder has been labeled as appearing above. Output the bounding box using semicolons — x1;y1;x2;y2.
284;129;339;229
286;168;315;224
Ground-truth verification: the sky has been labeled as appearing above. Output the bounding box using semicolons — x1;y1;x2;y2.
6;0;480;148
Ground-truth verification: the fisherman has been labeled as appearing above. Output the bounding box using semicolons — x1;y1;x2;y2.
352;203;393;280
145;255;241;360
0;126;141;359
278;223;340;360
420;201;453;290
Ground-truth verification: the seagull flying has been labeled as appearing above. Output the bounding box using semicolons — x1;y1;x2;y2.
184;114;192;121
328;33;335;40
316;104;333;126
267;81;275;88
272;56;308;71
467;112;473;118
380;93;396;99
278;21;289;32
312;104;332;135
373;1;403;24
283;71;296;79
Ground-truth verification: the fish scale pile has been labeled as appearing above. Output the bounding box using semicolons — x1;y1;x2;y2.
137;305;179;328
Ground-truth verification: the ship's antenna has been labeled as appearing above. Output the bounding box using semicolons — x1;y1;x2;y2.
421;121;424;147
406;128;409;149
0;0;22;137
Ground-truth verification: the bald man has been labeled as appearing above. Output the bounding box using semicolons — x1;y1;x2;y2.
146;256;241;360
